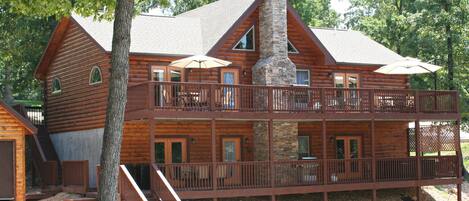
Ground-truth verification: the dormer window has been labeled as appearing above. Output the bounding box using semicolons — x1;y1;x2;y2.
51;78;62;94
89;66;103;85
233;25;255;51
288;40;299;54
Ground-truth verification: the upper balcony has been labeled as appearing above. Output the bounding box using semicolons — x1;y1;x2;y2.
125;81;459;121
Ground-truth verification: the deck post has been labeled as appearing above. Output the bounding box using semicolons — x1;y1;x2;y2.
415;120;421;200
149;118;155;193
372;189;377;201
323;192;328;201
371;119;376;183
211;119;217;193
416;187;421;201
322;119;327;185
268;119;275;189
456;119;462;201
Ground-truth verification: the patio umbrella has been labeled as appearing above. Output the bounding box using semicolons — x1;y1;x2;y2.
374;57;442;89
169;55;232;82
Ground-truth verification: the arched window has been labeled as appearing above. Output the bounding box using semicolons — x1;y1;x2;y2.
89;66;102;85
51;78;62;94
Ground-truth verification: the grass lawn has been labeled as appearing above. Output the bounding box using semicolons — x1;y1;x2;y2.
462;142;469;174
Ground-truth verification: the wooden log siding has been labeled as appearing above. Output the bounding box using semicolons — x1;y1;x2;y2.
121;120;408;164
0;107;28;201
45;21;110;133
44;10;409;134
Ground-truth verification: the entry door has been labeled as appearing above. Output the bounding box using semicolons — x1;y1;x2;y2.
335;136;362;179
0;141;14;200
151;66;184;107
334;73;360;110
155;138;187;184
220;137;241;185
220;69;239;109
155;138;187;164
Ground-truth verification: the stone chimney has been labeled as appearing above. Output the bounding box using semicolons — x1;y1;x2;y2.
252;0;298;161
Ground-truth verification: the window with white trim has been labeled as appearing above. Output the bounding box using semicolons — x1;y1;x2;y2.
233;26;255;51
52;78;62;94
295;69;310;86
89;66;103;85
288;39;299;53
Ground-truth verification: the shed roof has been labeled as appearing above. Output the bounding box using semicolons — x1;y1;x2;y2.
0;101;37;134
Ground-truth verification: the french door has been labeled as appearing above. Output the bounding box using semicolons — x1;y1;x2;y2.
220;137;241;185
334;73;360;110
151;66;184;107
335;136;362;179
155;138;187;183
220;69;239;109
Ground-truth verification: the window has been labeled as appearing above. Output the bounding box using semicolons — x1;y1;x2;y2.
233;26;255;51
89;66;102;85
288;39;299;53
298;136;310;158
295;69;310;86
334;73;359;89
51;78;61;94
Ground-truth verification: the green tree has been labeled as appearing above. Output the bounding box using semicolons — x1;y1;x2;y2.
0;7;54;104
171;0;216;15
1;1;169;200
169;0;339;27
345;0;469;129
290;0;339;27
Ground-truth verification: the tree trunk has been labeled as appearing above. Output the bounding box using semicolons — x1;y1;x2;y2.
97;0;134;200
2;65;15;105
444;0;455;90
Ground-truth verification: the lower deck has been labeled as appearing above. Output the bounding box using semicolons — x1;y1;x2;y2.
119;120;462;200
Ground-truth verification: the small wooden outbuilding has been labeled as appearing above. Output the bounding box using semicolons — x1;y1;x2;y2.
0;100;36;201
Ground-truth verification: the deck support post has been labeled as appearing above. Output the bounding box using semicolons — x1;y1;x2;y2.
371;119;376;201
456;119;462;201
149;118;155;164
321;119;327;185
416;187;421;201
323;192;328;201
211;119;217;193
268;119;275;189
371;119;376;182
372;189;377;201
415;120;421;200
271;195;276;201
149;118;155;193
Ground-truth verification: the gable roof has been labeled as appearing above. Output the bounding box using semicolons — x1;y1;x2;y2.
73;0;256;56
0;101;37;135
311;28;403;66
36;0;404;79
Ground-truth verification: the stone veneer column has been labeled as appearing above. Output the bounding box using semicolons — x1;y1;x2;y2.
252;0;298;161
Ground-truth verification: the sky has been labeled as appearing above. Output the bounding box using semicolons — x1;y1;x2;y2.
331;0;351;15
147;0;352;16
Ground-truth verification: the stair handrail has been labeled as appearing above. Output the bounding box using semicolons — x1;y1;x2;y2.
119;165;148;201
151;164;181;201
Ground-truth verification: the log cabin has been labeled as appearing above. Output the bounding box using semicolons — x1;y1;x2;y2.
0;101;37;201
30;0;463;200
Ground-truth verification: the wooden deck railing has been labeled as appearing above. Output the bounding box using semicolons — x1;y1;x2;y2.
151;164;181;201
155;156;458;192
127;82;458;114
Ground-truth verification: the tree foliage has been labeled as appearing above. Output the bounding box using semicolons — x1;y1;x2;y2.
345;0;469;129
290;0;340;27
171;0;216;15
0;6;54;103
